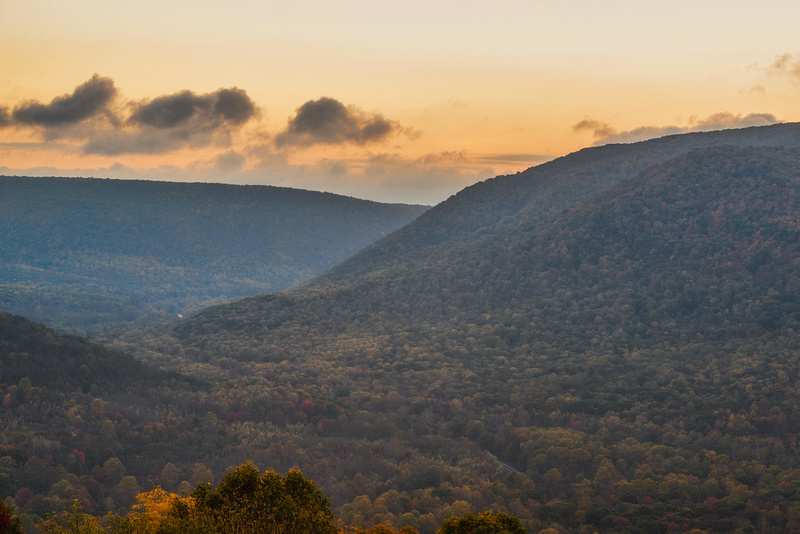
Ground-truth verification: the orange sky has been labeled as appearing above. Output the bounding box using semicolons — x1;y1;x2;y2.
1;0;799;204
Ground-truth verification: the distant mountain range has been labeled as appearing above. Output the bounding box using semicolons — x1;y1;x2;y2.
0;177;427;335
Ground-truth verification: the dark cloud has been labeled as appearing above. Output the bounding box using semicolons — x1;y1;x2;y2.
274;97;397;147
12;74;116;127
129;91;210;128
573;112;780;145
0;106;10;127
214;88;256;125
129;87;256;129
79;86;257;155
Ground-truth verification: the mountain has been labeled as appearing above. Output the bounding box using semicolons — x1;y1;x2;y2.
163;127;800;531
0;177;427;335
322;122;800;281
177;123;800;347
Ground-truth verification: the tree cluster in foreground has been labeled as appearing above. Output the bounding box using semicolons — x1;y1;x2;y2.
32;463;522;534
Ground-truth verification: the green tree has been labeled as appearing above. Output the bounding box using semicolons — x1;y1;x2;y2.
159;463;180;492
38;502;101;534
174;462;338;534
436;512;525;534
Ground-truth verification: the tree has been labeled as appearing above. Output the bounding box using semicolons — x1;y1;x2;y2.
159;463;180;492
174;462;338;534
120;487;184;534
0;499;23;534
38;502;100;534
436;512;526;534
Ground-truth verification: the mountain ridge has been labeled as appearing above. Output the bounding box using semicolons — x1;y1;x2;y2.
0;176;428;334
319;122;800;283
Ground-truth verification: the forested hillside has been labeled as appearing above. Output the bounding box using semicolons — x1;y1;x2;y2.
323;122;800;281
6;127;800;533
0;177;427;336
162;142;800;532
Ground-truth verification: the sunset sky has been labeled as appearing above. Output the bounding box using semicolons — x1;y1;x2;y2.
2;0;799;204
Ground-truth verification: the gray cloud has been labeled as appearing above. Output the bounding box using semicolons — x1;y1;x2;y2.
12;74;117;127
129;87;256;129
0;106;10;128
274;97;397;147
574;112;780;145
4;78;430;170
770;53;800;82
0;76;258;155
129;91;210;128
82;86;257;155
215;88;257;125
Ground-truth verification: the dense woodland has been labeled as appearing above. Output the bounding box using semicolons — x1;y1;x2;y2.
4;124;800;533
0;177;426;336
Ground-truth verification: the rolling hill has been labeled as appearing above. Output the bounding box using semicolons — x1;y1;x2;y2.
0;177;427;335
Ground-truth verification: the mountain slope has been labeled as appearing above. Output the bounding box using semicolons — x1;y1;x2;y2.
0;177;427;334
321;122;800;282
0;312;189;393
175;144;800;352
164;143;800;531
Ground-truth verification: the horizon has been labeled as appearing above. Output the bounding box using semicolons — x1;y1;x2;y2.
2;0;800;205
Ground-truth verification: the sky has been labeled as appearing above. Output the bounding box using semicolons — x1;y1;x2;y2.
1;0;799;205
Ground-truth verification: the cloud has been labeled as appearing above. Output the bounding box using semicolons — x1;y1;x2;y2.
212;150;246;172
1;76;258;155
81;129;212;155
2;78;417;162
214;88;257;125
86;86;256;155
0;106;10;128
128;87;255;129
12;74;117;127
474;154;552;165
690;112;777;131
274;97;398;147
769;53;800;82
572;118;617;139
413;151;468;165
573;112;780;145
129;91;209;128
